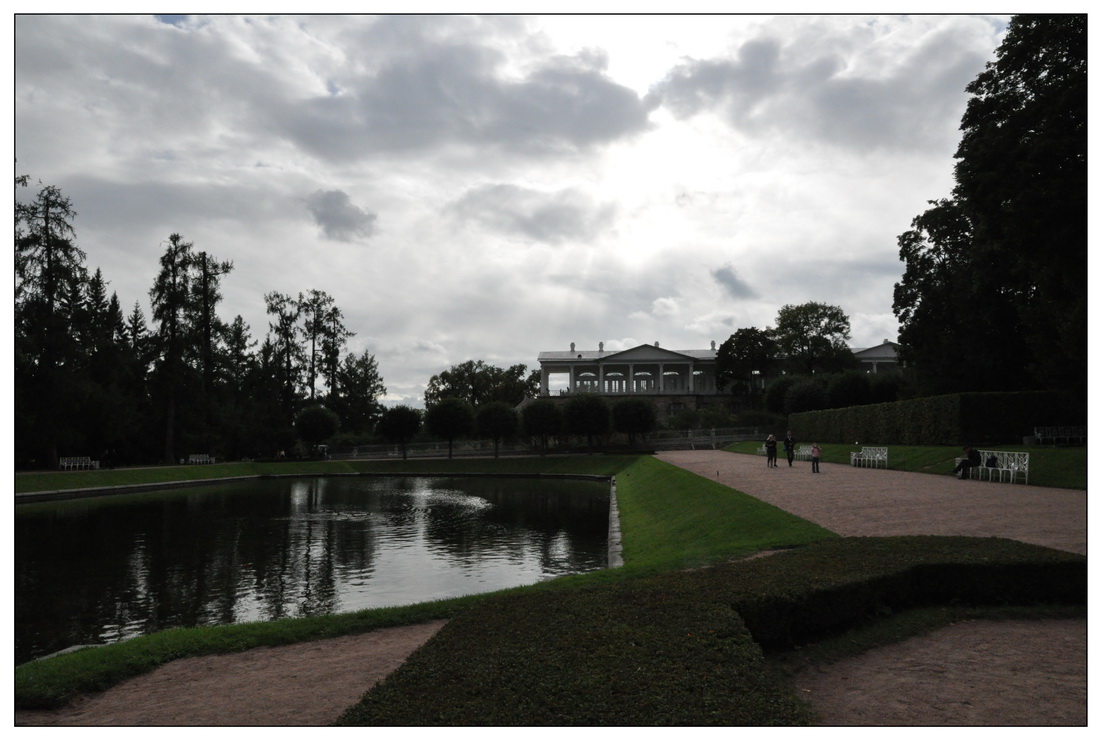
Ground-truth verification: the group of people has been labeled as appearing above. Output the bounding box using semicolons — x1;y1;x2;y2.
764;432;821;473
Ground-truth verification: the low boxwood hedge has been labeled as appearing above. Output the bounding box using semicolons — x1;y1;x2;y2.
336;536;1085;726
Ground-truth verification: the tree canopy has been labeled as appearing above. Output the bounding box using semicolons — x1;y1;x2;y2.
893;14;1086;398
715;327;776;400
424;360;539;408
425;397;475;458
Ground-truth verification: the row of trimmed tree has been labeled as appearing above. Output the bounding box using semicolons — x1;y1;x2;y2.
378;395;659;459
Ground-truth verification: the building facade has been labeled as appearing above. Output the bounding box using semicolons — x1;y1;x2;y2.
536;339;901;416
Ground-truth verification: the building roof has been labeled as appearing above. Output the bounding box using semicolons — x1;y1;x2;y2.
539;343;717;363
851;340;900;361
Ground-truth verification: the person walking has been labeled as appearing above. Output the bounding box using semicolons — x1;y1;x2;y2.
765;434;778;468
810;442;821;473
784;431;796;467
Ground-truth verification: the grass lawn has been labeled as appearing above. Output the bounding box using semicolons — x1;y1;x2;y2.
14;455;635;494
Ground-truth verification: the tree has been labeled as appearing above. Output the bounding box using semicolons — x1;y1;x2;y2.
149;233;196;464
377;405;422;460
425;397;475;458
223;315;257;403
331;349;387;434
612;399;657;447
298;290;353;401
295;404;340;451
521;399;563;455
476;402;519;458
894;15;1086;398
564;394;610;454
772;302;855;375
715;327;776;404
15;181;86;468
425;360;539;408
892;200;1000;394
188;250;233;399
264;291;303;426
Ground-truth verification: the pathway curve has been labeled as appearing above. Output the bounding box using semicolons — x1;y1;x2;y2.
655;450;1086;554
656;450;1087;726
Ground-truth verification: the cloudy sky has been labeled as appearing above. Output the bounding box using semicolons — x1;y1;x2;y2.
15;13;1012;406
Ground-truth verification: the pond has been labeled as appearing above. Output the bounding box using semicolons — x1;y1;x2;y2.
15;475;612;665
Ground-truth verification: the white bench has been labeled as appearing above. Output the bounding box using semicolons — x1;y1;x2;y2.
794;445;815;461
1034;426;1085;445
956;450;1030;485
187;454;215;464
850;446;888;468
59;456;99;471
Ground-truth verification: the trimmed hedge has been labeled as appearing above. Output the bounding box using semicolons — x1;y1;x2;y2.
790;391;1079;446
336;536;1085;725
699;536;1086;649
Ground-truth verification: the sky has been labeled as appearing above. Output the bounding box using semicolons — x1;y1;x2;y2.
14;12;1014;407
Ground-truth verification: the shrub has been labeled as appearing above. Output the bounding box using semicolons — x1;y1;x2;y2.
294;405;340;449
827;371;871;408
764;376;798;414
784;377;828;415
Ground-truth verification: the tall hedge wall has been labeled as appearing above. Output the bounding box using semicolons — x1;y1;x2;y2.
789;391;1075;446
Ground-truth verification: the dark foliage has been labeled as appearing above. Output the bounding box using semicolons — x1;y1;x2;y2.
893;15;1086;398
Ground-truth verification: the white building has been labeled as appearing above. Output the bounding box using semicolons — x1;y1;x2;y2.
536;338;901;404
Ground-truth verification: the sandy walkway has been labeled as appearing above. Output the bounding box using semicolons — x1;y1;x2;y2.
17;453;1087;726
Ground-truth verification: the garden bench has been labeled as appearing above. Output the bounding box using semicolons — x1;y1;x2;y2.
850;446;888;468
187;453;215;464
794;445;814;461
59;456;98;471
956;450;1030;485
1034;426;1085;445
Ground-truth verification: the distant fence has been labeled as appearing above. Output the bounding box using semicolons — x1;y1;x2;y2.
328;427;765;459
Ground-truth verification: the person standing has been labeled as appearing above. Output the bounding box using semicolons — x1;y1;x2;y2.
765;434;778;468
810;443;821;473
784;431;796;467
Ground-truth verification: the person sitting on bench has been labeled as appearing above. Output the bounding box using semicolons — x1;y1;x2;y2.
953;446;981;479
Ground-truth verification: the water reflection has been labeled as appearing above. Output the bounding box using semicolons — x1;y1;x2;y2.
15;476;609;665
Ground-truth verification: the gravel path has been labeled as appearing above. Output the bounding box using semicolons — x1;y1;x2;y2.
655;450;1086;554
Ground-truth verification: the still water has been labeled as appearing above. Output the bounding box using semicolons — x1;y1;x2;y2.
15;475;611;665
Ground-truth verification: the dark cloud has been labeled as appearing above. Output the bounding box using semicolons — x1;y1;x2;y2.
652;24;988;152
711;264;757;299
305;189;378;242
283;40;656;161
449;184;615;243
